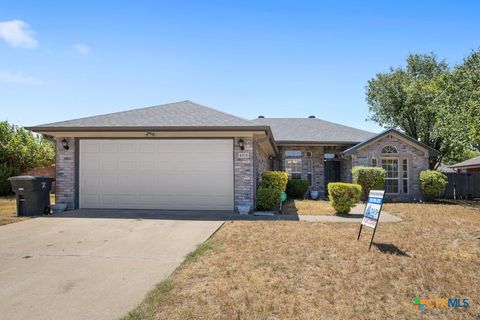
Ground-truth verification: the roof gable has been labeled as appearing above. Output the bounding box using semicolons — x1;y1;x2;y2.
342;128;439;156
252;117;376;144
28;100;258;130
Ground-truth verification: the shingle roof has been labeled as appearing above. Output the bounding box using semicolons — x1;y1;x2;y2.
27;100;259;130
252;117;376;144
450;155;480;168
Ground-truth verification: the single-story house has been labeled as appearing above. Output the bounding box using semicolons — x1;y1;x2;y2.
449;155;480;173
27;101;438;212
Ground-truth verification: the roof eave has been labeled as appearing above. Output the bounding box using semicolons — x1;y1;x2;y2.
26;125;271;132
449;163;480;169
275;140;362;146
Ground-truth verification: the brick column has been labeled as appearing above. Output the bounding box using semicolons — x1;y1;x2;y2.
234;137;254;212
55;137;76;209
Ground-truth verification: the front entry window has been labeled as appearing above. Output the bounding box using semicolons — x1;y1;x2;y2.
285;150;302;157
382;158;399;193
285;159;302;179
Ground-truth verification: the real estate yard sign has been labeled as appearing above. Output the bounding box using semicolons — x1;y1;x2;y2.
357;190;385;250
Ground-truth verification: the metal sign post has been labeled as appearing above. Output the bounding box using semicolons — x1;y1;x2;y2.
357;190;385;251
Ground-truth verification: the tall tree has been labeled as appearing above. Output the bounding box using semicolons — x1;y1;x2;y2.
365;53;467;169
442;50;480;150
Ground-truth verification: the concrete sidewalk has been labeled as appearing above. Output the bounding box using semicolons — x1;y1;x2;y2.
298;204;402;223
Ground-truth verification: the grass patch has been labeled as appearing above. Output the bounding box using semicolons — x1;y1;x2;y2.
282;199;336;215
184;241;214;263
124;203;480;319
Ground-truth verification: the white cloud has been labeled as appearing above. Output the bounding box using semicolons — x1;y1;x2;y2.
0;71;43;85
73;43;91;54
0;20;38;48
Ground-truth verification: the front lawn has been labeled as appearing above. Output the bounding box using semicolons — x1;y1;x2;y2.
282;199;336;215
125;203;479;319
0;194;55;226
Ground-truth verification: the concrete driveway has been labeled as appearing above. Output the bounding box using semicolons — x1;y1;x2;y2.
0;215;223;320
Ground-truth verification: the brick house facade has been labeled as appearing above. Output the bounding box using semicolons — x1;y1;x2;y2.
28;101;437;213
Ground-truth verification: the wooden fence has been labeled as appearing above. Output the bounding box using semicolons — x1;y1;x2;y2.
443;172;480;199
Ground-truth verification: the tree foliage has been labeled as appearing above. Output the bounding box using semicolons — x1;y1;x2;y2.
0;121;55;195
366;52;480;168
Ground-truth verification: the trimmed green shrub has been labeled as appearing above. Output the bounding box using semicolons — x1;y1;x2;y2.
352;166;386;200
420;170;448;200
256;187;282;210
258;171;288;192
328;182;362;214
286;179;309;199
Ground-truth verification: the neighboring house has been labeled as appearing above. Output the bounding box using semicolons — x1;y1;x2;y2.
436;163;456;174
27;101;438;212
449;155;480;173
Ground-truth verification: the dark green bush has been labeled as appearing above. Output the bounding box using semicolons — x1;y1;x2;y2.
0;163;18;195
256;187;282;210
258;171;288;192
352;166;386;200
328;182;362;214
286;179;309;199
0;121;55;195
420;170;448;200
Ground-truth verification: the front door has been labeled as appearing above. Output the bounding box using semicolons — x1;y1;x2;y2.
324;160;341;197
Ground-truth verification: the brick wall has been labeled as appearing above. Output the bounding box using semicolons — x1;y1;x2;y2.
254;143;272;187
23;165;56;192
276;146;325;195
352;133;429;200
55;137;76;209
234;137;254;211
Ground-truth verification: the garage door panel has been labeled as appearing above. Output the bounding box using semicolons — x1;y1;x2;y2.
80;139;234;210
102;143;118;153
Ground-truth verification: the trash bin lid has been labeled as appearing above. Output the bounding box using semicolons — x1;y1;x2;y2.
7;176;37;181
7;176;52;181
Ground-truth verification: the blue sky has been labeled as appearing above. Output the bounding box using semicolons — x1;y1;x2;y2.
1;1;479;132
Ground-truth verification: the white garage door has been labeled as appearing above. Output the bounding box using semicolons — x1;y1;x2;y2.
79;139;234;210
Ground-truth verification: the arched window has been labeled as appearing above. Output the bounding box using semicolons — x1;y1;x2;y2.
381;145;398;154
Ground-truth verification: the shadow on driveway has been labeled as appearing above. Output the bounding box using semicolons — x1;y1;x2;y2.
51;209;300;221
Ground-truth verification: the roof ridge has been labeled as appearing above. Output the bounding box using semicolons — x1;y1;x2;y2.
253;117;376;135
186;100;254;124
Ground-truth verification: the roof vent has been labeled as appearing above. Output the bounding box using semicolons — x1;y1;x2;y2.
258;115;265;118
308;115;316;118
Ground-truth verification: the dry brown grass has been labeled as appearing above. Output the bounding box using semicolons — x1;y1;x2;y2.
0;194;55;226
126;203;480;320
282;199;336;215
0;196;28;225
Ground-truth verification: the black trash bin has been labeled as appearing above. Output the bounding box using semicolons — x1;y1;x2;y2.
7;176;53;216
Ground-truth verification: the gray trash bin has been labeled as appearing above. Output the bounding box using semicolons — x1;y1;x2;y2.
7;176;53;216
